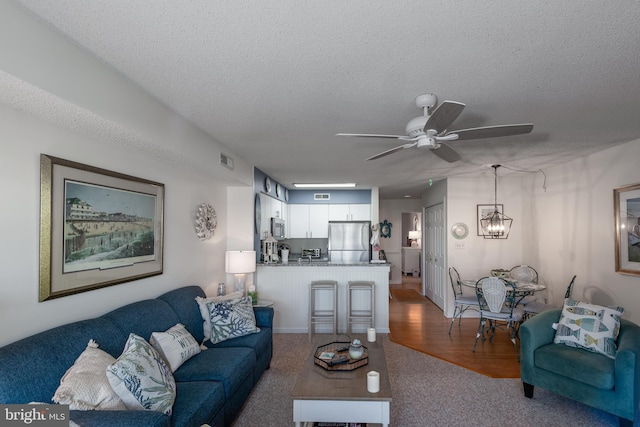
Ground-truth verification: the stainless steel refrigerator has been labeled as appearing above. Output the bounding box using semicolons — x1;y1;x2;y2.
328;221;371;263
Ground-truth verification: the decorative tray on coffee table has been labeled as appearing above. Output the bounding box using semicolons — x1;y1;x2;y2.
313;341;368;371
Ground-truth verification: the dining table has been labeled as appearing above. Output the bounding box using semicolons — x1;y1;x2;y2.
461;278;546;305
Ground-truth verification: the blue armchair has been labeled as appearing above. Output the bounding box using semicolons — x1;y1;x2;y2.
520;308;640;426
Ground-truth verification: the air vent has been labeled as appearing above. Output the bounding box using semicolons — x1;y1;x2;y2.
219;152;234;170
314;193;330;200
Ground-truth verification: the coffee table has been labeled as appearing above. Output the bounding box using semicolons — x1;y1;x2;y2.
290;336;392;427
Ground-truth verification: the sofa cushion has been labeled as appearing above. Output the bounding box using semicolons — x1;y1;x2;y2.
535;342;615;389
106;334;176;415
553;298;624;359
171;381;225;427
101;299;180;343
208;327;271;357
203;296;260;344
0;318;126;404
196;292;244;342
150;323;201;372
70;409;170;427
157;286;207;343
173;347;255;398
52;340;127;410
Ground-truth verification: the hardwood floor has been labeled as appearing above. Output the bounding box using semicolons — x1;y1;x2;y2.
388;279;521;378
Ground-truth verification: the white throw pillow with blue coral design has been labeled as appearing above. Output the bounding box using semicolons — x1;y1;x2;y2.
106;333;176;414
195;291;243;341
204;296;260;344
553;298;624;359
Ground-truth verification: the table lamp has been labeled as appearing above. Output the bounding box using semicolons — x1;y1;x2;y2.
408;230;421;248
225;250;256;296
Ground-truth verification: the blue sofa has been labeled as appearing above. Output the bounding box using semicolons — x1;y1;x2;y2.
0;286;274;427
520;308;640;426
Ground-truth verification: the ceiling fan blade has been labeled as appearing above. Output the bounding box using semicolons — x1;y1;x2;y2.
366;143;416;161
431;143;461;163
424;101;465;134
336;133;406;139
444;124;533;141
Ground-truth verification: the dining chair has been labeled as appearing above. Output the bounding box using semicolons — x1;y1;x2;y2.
473;277;524;360
448;267;481;334
509;265;539;283
523;275;577;320
510;265;540;306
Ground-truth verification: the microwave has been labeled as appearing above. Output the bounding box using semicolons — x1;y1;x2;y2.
271;217;285;240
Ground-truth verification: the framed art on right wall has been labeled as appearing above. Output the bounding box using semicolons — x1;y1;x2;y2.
614;182;640;275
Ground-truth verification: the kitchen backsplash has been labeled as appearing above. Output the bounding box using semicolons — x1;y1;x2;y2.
279;238;328;258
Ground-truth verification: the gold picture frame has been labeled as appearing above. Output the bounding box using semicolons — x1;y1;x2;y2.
39;154;165;301
614;182;640;275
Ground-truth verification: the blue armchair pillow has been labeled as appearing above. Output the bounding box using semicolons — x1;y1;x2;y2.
553;298;624;359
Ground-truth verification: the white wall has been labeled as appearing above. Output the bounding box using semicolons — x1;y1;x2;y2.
0;3;254;347
442;172;524;316
447;173;525;280
530;139;640;324
431;140;640;325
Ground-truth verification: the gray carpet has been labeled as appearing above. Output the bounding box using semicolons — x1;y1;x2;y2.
232;333;623;427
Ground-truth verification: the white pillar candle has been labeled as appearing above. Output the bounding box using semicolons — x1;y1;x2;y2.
367;328;376;342
367;371;380;393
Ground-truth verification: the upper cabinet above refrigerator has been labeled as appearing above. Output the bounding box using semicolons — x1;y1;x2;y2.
327;204;371;221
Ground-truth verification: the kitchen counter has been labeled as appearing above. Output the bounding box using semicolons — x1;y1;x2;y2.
260;261;391;267
256;263;390;334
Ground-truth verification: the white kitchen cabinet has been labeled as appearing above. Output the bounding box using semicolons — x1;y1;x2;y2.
402;247;421;276
288;204;329;238
259;194;285;239
309;205;329;237
328;204;371;221
270;198;282;220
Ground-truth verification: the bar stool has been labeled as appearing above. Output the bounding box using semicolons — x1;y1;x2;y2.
308;280;338;341
347;281;375;334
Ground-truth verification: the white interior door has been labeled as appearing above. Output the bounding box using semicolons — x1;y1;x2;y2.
423;203;445;310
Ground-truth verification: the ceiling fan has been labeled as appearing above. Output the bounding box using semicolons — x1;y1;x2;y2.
337;93;533;163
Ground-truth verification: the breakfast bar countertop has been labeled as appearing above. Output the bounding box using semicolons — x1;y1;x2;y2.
259;261;392;267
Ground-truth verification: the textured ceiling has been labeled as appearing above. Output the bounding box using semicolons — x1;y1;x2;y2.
14;0;640;198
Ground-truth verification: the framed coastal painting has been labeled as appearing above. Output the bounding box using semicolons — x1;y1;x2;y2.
39;154;165;301
477;204;503;236
614;183;640;275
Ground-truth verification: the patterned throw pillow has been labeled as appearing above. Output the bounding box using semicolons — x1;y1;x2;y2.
150;323;201;372
204;296;260;345
106;333;176;415
52;340;127;410
196;291;244;341
553;298;624;359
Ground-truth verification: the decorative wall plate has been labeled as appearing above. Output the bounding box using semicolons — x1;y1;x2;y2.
264;176;272;192
285;189;289;201
276;183;282;197
195;203;217;240
451;222;469;239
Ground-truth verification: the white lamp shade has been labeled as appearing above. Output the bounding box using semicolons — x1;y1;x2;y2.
225;250;256;274
408;231;421;240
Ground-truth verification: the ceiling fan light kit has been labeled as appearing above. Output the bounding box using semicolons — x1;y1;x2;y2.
337;93;533;164
480;165;512;239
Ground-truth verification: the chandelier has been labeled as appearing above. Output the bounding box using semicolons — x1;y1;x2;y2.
480;165;512;239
